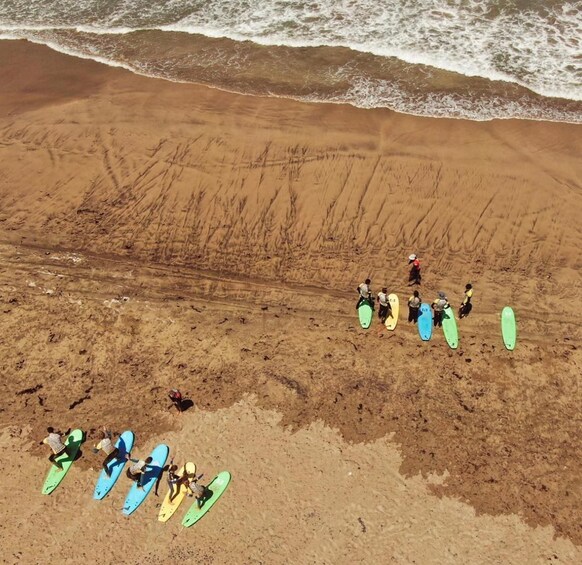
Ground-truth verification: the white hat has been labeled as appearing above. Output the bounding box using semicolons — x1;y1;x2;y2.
408;254;416;261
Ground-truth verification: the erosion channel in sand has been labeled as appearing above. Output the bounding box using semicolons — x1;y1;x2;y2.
0;40;581;563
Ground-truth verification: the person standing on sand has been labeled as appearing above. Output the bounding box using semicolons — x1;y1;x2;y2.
167;459;197;502
167;462;183;502
126;456;153;489
40;426;71;470
459;283;473;318
376;287;391;323
408;254;421;285
408;290;421;323
168;389;183;414
93;427;126;478
356;279;372;309
432;292;449;327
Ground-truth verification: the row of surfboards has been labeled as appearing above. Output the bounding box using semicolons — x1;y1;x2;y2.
41;430;231;527
357;294;517;350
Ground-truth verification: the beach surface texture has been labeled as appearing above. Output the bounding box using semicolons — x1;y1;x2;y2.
0;40;581;563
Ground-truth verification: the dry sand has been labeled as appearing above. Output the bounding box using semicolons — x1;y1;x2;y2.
0;40;581;563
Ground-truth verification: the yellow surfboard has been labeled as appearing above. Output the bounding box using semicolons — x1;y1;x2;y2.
158;462;196;523
385;294;399;330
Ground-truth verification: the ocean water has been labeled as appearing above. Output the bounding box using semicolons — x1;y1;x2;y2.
0;0;581;122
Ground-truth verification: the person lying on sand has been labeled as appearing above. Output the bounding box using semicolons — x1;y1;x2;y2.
356;279;372;309
126;456;153;489
459;283;473;318
432;292;449;327
408;290;421;323
377;287;391;323
40;426;71;471
93;427;126;478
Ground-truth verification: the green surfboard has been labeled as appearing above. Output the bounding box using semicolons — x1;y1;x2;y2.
182;471;231;528
357;301;373;329
501;306;517;350
41;429;84;495
442;306;459;349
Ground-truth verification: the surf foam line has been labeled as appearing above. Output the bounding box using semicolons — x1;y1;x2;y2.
1;22;580;103
157;23;581;102
0;36;580;125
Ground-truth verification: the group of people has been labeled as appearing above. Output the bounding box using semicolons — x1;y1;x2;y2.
122;448;207;507
40;388;209;510
356;254;474;327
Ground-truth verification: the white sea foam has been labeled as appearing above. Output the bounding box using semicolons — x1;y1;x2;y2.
160;0;582;101
317;76;582;123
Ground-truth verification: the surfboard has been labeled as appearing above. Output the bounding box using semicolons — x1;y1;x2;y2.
158;462;196;523
443;307;459;349
93;431;135;500
385;294;399;330
418;303;432;341
122;444;169;516
357;300;373;329
442;306;459;349
41;429;84;495
182;471;231;528
501;306;517;350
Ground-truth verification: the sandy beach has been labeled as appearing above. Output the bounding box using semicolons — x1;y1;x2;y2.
0;40;581;563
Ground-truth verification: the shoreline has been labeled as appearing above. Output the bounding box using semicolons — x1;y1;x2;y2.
0;38;581;561
1;37;581;125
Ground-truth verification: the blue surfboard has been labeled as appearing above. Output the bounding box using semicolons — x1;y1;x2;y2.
93;431;135;500
418;303;432;341
122;444;169;516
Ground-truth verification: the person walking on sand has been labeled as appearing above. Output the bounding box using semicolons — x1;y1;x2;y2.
408;290;421;323
459;283;473;318
376;287;391;323
126;456;153;489
93;427;126;478
432;291;449;327
356;279;372;309
408;254;421;286
40;426;71;471
168;389;183;414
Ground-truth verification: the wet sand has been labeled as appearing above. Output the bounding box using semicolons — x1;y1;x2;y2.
0;40;581;563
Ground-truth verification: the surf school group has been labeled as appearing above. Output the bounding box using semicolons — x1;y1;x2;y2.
40;422;231;528
355;254;517;350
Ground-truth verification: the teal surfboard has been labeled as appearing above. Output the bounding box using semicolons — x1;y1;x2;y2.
122;444;169;515
501;306;517;350
182;471;231;528
41;429;84;495
94;431;135;500
418;303;432;341
442;306;459;349
357;301;373;329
